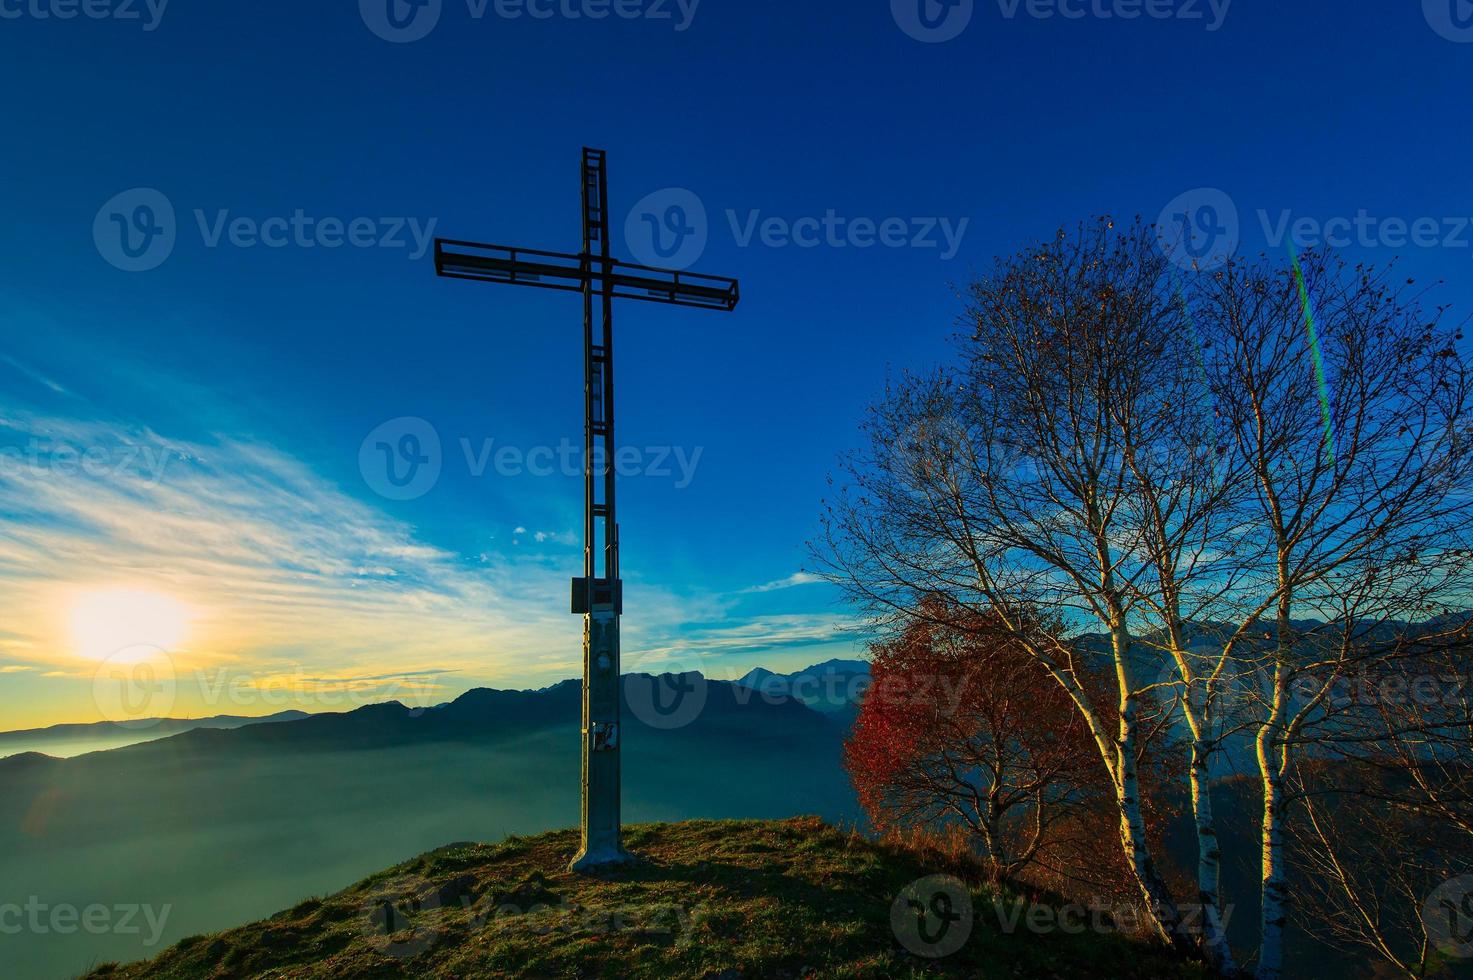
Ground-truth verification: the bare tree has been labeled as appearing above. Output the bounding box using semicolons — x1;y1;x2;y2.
1285;636;1473;978
1291;758;1467;979
819;220;1473;976
1187;250;1473;979
817;219;1231;963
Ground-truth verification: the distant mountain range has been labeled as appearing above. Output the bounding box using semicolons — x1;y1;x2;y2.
0;658;875;761
0;667;862;980
735;658;870;727
0;710;311;760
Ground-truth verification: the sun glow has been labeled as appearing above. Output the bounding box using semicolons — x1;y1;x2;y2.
68;588;191;661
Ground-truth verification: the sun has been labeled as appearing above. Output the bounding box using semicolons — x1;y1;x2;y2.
69;588;190;662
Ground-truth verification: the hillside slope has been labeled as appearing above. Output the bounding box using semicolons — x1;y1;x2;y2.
4;678;860;979
88;818;1202;979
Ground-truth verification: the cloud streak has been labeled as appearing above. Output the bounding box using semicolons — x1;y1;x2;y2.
0;353;70;397
741;571;826;594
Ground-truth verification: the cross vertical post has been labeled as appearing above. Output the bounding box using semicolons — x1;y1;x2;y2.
574;147;629;870
433;148;740;872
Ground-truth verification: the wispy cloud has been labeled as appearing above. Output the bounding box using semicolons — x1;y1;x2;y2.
0;410;578;689
0;372;858;726
0;353;70;397
741;571;826;594
626;612;855;678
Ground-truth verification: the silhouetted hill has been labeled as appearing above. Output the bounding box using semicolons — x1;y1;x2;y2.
0;750;60;774
86;818;1203;980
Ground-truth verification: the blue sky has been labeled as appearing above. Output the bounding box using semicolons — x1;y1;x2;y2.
2;0;1472;727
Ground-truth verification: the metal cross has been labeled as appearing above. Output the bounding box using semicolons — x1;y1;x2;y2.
434;148;740;870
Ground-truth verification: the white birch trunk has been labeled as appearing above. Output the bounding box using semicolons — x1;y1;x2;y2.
1108;623;1193;955
1042;643;1188;954
1255;615;1293;980
1171;641;1238;975
1190;732;1238;974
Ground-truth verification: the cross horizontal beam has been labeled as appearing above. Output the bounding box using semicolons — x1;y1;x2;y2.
435;239;740;312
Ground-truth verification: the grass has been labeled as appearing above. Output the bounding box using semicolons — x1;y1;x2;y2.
85;817;1206;979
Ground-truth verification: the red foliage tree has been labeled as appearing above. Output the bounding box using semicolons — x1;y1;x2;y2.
845;608;1148;893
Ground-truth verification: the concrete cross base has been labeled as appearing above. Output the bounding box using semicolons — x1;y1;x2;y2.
568;842;639;873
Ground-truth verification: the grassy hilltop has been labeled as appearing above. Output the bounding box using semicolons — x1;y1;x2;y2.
86;818;1202;980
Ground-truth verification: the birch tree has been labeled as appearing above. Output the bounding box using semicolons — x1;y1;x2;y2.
818;220;1225;961
1188;251;1473;979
